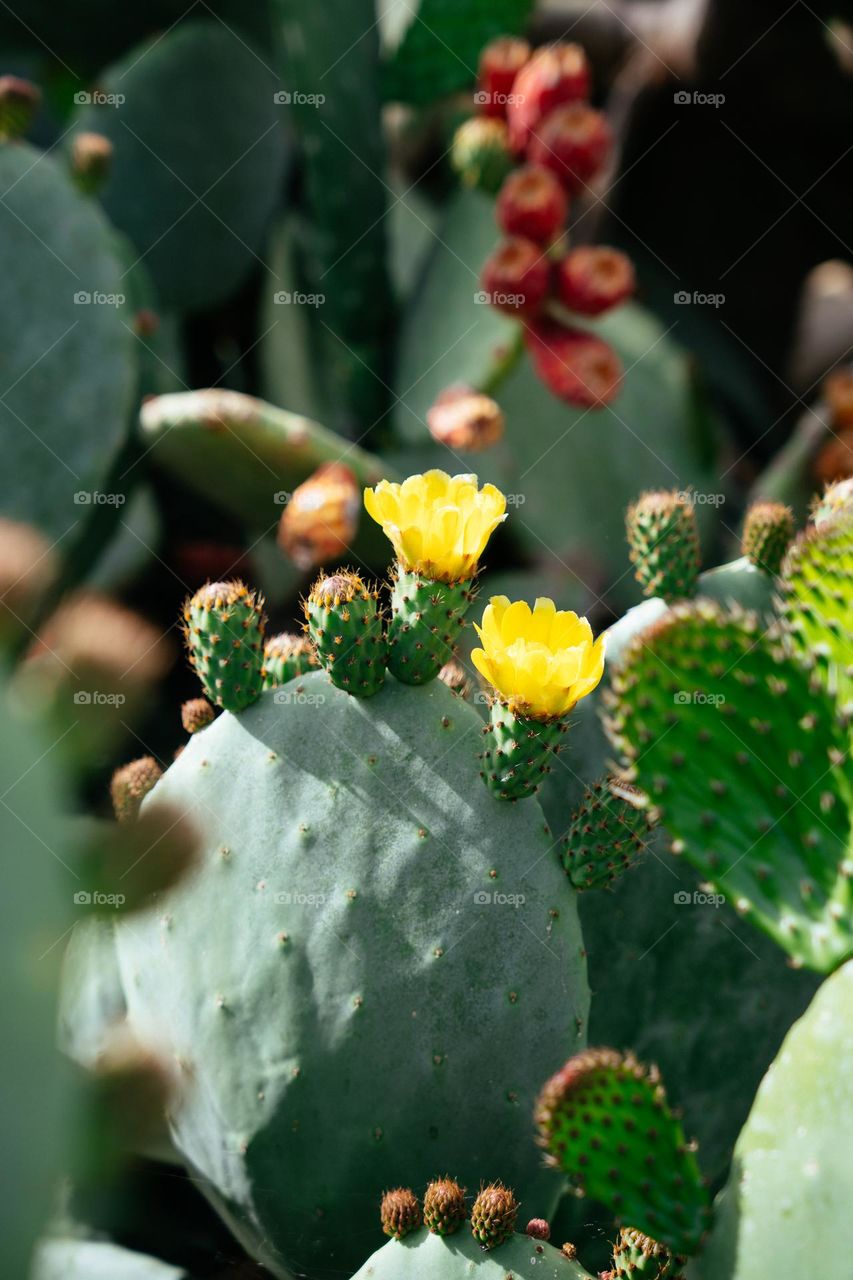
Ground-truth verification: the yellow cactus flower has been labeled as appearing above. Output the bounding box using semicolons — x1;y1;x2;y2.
471;595;605;720
364;470;506;583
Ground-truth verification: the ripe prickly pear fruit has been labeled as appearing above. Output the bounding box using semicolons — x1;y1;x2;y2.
563;776;651;891
180;698;214;735
480;237;550;316
70;131;113;195
527;103;612;192
304;569;387;696
470;1182;519;1249
477;36;531;119
424;1177;466;1236
535;1049;710;1256
381;1188;422;1239
524;320;623;407
496;165;568;245
110;757;162;823
507;44;591;153
277;461;360;571
450;116;514;194
183;581;265;712
740;500;794;575
262;632;317;689
0;75;40;141
556;246;635;316
626;491;700;602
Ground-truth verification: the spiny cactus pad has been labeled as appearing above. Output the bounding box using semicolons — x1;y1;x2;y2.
535;1049;709;1256
183;581;265;712
779;512;853;704
480;706;567;800
388;571;475;685
262;633;317;689
305;570;387;696
112;673;588;1277
626;492;700;603
607;600;853;971
349;1225;596;1279
563;777;651;891
740;500;794;576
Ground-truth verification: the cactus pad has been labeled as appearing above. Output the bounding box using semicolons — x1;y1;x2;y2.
388;570;475;685
304;570;387;696
349;1224;595;1279
183;581;265;712
779;512;853;704
626;492;701;603
563;777;651;891
535;1049;709;1256
608;600;853;972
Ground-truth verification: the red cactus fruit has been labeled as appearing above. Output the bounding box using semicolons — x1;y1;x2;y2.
527;103;612;192
480;237;550;316
496;164;568;244
556;246;635;316
477;36;531;119
507;43;591;153
525;320;623;407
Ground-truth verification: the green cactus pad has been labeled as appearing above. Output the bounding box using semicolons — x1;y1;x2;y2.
388;569;475;685
305;571;387;696
262;632;317;689
626;492;701;602
696;960;853;1280
480;704;567;801
535;1049;710;1256
607;600;853;972
183;581;265;712
113;672;588;1277
32;1239;188;1280
612;1227;683;1278
563;777;651;891
741;500;794;576
349;1225;595;1279
71;20;286;312
779;512;853;704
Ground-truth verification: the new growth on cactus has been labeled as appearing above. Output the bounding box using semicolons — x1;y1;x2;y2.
182;580;265;712
563;776;652;891
741;499;794;575
110;757;163;823
304;569;387;696
626;491;700;602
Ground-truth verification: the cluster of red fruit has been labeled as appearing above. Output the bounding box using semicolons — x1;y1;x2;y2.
475;37;635;408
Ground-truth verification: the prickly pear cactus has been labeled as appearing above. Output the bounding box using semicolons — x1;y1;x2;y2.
113;672;588;1278
349;1225;595;1279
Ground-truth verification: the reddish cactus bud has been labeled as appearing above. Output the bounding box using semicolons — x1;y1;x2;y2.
0;76;41;141
427;385;504;452
476;36;531;119
507;44;591;153
525;320;623;407
470;1182;519;1249
496;165;568;244
527;103;612;193
380;1187;422;1239
181;697;215;734
424;1177;467;1235
526;1218;551;1240
71;131;114;194
556;246;635;316
110;757;163;823
480;237;550;316
825;367;853;429
277;462;360;571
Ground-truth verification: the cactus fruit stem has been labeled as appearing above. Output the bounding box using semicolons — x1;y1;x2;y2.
304;569;387;696
480;702;567;801
387;568;476;686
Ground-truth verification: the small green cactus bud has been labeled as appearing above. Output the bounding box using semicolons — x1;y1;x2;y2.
70;130;114;194
535;1049;709;1257
451;116;514;194
612;1226;680;1278
563;776;651;891
262;632;317;689
424;1177;466;1235
380;1187;422;1239
110;757;163;823
438;657;473;700
811;475;853;527
182;580;265;712
470;1182;518;1249
181;697;215;734
304;570;387;697
626;491;700;602
741;500;794;575
526;1218;550;1240
0;75;40;141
